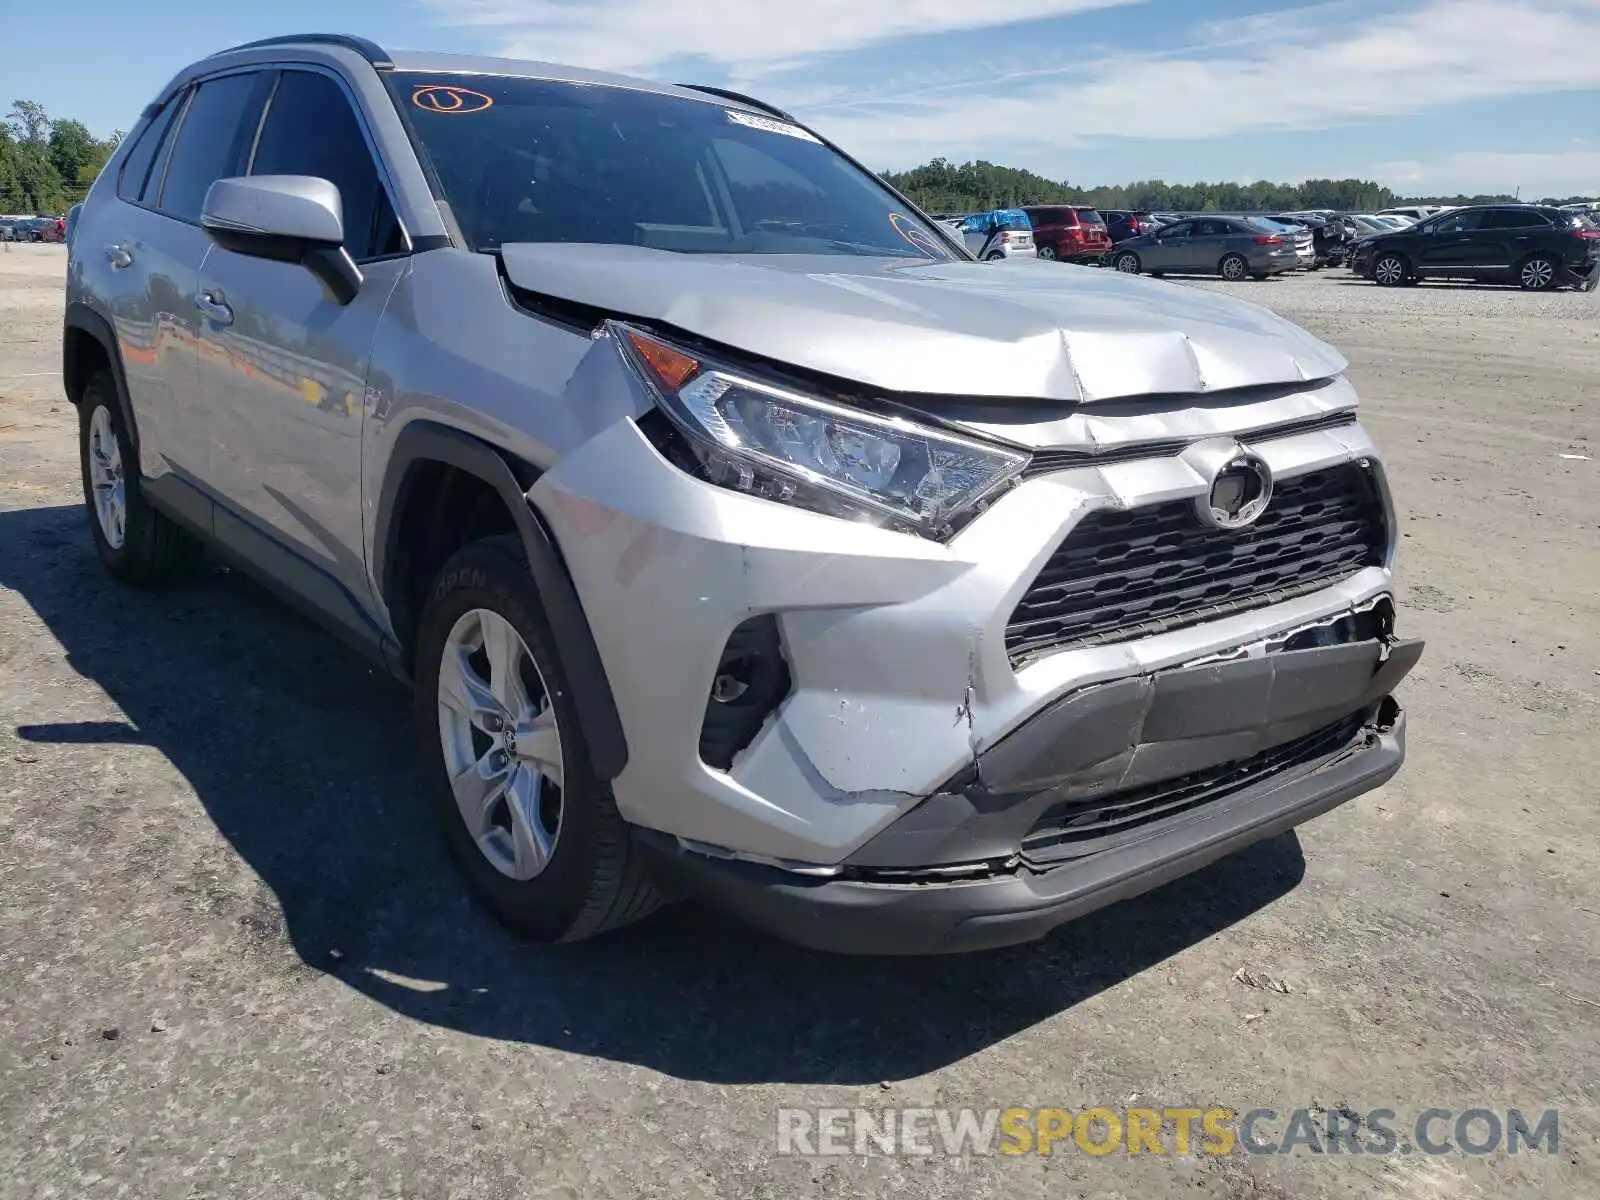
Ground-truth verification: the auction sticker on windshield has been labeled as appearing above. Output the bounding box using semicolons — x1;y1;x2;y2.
725;109;821;143
412;84;495;114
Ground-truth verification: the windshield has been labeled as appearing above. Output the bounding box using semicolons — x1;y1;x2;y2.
390;73;955;260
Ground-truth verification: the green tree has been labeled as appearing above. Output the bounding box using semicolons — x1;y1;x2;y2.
48;118;100;185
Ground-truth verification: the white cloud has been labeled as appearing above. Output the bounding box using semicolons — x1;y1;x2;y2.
425;0;1600;193
799;0;1600;167
433;0;1142;74
1370;150;1600;197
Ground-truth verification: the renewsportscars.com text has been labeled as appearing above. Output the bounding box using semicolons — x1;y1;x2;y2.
776;1106;1560;1158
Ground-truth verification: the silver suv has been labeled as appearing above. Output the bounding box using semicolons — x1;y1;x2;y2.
64;35;1421;954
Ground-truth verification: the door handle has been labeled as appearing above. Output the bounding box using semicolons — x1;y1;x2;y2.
105;243;133;269
195;289;234;327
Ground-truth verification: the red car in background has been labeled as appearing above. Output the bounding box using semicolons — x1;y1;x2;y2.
1023;205;1112;263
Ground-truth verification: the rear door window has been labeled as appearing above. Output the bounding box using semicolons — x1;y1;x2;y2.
249;69;407;261
118;99;182;204
159;71;266;222
1481;209;1549;230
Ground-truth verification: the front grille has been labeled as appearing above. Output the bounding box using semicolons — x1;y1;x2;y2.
1020;709;1373;864
1006;463;1387;664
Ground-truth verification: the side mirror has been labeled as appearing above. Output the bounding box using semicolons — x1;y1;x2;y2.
201;175;363;305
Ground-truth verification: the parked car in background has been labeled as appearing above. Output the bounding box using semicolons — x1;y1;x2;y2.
1108;216;1302;279
1100;209;1156;244
1349;214;1402;237
0;218;17;242
1350;204;1600;290
1270;213;1348;268
1377;205;1449;223
957;208;1036;259
1022;204;1110;262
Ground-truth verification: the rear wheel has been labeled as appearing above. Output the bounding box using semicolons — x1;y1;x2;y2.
1373;253;1409;287
984;250;1005;262
1518;254;1557;291
78;370;203;584
1037;244;1058;261
414;535;659;943
1219;253;1249;281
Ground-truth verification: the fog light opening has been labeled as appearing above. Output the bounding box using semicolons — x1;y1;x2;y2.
699;615;792;770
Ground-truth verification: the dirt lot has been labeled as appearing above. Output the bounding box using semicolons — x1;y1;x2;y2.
1;241;1597;1199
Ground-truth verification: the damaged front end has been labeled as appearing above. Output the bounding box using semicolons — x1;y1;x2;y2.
528;313;1419;953
844;598;1420;878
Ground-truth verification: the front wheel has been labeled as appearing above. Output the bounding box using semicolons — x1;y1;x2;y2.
1373;253;1410;286
1518;255;1557;291
1113;251;1141;274
1219;253;1248;281
414;535;659;943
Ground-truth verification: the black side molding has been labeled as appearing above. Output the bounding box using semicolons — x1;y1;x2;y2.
372;421;629;781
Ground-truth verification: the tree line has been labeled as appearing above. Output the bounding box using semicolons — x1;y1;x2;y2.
881;157;1593;215
1;100;122;215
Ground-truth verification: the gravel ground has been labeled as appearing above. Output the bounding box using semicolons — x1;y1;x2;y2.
1;242;1597;1199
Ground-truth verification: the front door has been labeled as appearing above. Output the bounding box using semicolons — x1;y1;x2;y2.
193;67;409;633
1415;210;1486;273
1146;221;1196;271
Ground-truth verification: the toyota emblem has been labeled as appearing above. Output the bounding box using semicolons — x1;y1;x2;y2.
1195;452;1274;530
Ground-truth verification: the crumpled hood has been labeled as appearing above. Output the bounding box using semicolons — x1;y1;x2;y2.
499;244;1347;403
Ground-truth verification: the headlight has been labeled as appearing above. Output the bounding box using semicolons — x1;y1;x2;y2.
614;322;1028;541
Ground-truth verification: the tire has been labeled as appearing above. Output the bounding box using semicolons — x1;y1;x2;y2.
1219;254;1248;281
1113;251;1141;274
984;251;1005;262
78;370;203;584
414;534;659;943
1373;253;1409;287
1037;244;1058;261
1518;254;1557;291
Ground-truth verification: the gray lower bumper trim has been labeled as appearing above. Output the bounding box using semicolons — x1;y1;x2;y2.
639;707;1406;955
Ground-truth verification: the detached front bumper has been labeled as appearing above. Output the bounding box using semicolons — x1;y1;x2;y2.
639;635;1419;954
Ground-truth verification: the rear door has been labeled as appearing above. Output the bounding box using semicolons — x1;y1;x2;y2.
104;70;268;505
193;65;410;628
1476;208;1551;273
1188;219;1230;271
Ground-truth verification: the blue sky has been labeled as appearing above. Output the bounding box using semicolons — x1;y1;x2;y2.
6;0;1599;196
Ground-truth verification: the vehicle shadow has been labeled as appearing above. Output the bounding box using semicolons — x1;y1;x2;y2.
2;501;1307;1085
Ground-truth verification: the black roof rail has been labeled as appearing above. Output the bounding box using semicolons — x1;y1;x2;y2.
214;33;394;70
676;84;794;123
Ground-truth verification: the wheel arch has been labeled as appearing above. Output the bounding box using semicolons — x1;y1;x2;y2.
372;420;629;782
63;303;138;457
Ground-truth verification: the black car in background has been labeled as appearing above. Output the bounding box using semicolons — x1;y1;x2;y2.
1350;204;1600;290
1100;209;1156;243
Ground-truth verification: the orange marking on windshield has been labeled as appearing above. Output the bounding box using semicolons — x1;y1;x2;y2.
412;85;494;114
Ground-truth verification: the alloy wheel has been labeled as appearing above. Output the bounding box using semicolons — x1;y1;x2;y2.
1115;254;1139;273
1520;258;1555;290
87;405;126;550
436;608;565;881
1221;256;1246;280
1374;256;1405;286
